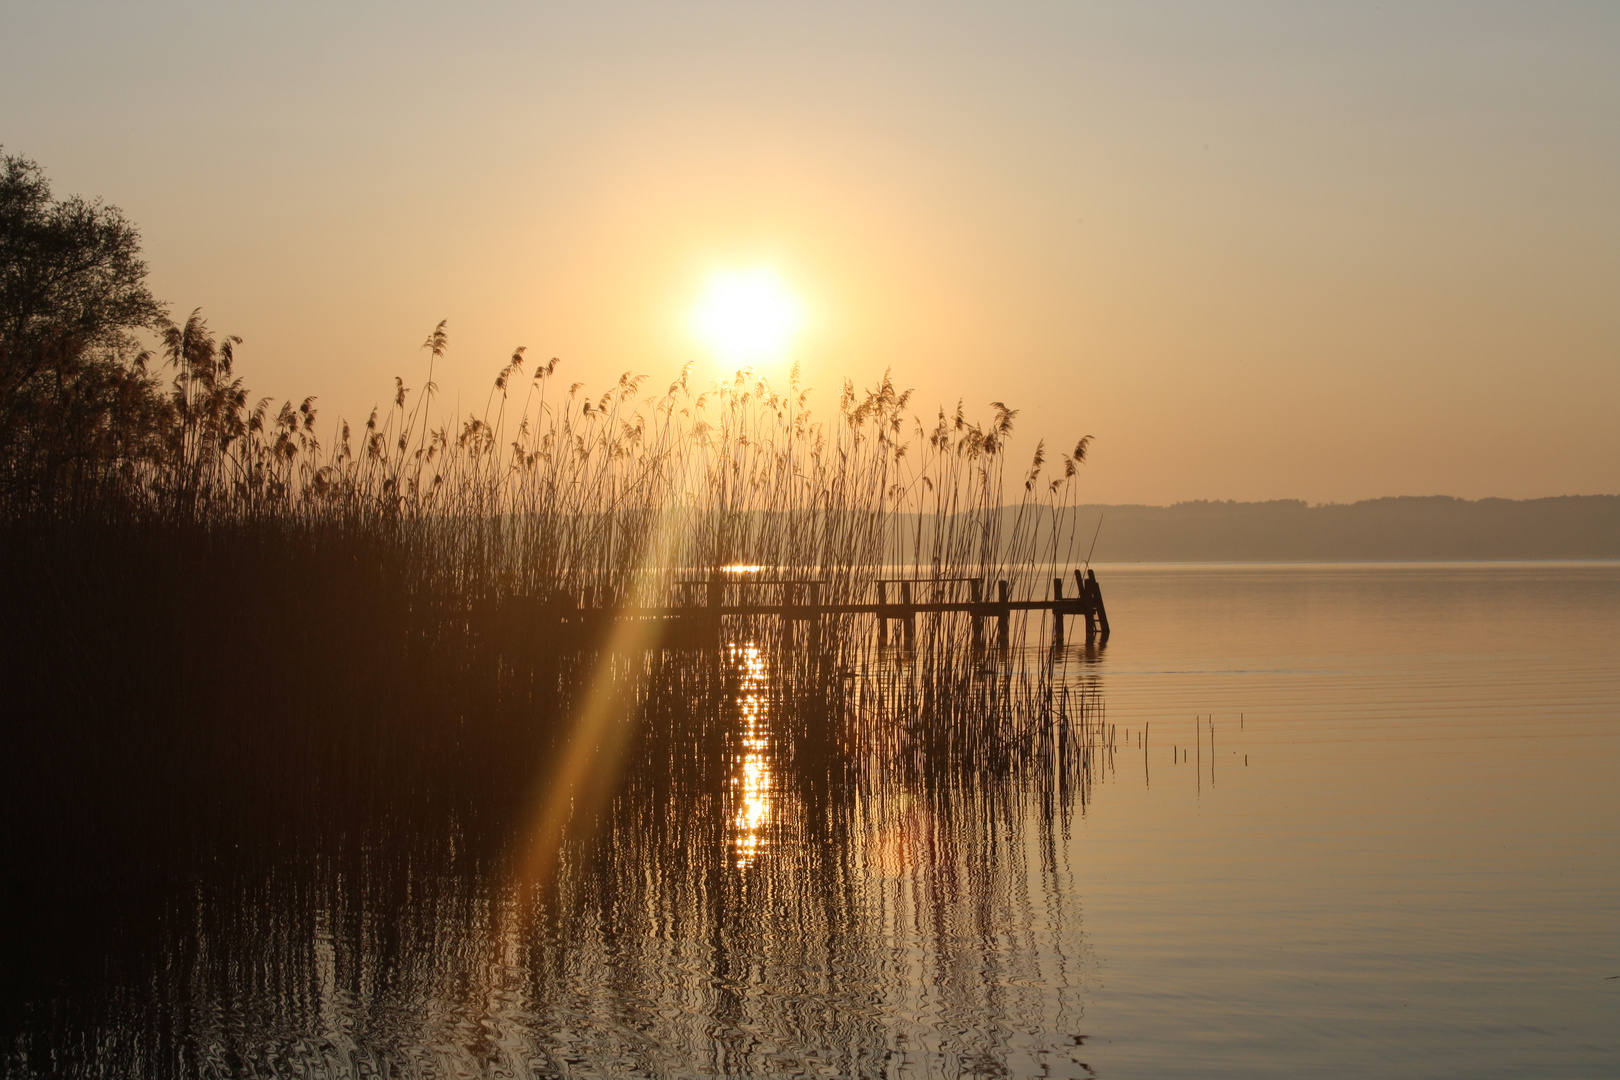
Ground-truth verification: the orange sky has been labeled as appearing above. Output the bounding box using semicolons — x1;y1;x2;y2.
3;3;1615;503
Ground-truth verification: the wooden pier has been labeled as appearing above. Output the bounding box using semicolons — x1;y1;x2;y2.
513;568;1110;648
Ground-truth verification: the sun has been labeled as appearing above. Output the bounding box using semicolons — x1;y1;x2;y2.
689;268;805;367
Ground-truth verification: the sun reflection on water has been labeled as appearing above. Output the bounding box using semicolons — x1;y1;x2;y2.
727;642;773;870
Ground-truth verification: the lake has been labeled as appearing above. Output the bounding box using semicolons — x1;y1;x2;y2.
4;562;1616;1078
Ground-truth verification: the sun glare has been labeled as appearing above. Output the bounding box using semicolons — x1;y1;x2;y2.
690;268;804;366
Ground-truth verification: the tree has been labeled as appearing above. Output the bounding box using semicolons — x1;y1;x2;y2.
0;150;169;501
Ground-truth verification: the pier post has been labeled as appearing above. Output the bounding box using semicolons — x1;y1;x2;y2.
1075;568;1095;639
708;569;723;647
783;582;797;650
1087;569;1110;641
997;579;1011;651
877;581;889;647
970;578;984;652
901;580;916;650
1053;576;1065;648
807;581;822;656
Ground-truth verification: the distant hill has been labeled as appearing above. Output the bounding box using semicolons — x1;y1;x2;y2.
1028;496;1620;562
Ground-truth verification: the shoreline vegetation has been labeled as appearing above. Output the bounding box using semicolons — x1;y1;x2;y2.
0;147;1097;596
0;148;1103;649
0;152;1109;932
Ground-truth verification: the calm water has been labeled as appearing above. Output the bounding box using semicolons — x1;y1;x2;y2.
6;563;1617;1078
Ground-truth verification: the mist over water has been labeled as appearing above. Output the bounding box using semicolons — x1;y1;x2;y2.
4;564;1616;1078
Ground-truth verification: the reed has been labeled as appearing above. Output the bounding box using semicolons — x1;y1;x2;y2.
8;316;1093;618
0;319;1105;900
2;156;1119;1070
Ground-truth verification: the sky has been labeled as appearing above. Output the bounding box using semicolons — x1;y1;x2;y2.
2;2;1615;504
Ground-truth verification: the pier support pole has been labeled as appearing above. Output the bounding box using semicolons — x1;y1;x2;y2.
877;581;889;647
997;579;1011;651
1075;569;1095;640
901;580;916;651
708;569;723;648
1053;577;1066;648
1088;569;1110;642
783;583;797;650
970;578;984;652
807;581;822;657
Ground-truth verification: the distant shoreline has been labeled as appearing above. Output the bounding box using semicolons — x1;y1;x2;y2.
992;495;1620;563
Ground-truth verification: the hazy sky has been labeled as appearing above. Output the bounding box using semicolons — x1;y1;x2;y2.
3;2;1615;503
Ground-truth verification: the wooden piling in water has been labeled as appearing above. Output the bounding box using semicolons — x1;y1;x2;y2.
708;570;723;646
807;581;822;655
970;578;984;652
901;580;916;650
783;582;797;649
877;580;889;647
1052;576;1066;648
1074;569;1094;639
1088;569;1110;641
997;579;1011;651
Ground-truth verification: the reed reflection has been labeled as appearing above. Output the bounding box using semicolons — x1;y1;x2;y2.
3;635;1113;1078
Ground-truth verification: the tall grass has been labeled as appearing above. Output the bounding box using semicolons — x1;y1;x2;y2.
1;321;1123;1078
20;316;1094;618
0;319;1103;896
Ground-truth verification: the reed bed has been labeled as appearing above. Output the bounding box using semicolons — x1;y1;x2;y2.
3;153;1118;1069
1;319;1107;902
9;315;1094;628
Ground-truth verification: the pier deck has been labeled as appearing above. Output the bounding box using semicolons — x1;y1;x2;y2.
512;568;1110;645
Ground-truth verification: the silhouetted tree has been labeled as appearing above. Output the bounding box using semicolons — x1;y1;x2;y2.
0;150;168;503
